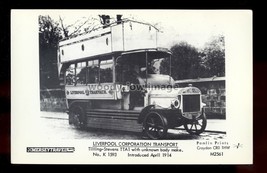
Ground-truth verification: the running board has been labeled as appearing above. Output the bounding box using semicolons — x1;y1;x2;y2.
85;109;143;133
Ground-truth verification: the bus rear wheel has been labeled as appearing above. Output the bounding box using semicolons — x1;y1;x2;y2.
143;112;168;139
69;105;86;130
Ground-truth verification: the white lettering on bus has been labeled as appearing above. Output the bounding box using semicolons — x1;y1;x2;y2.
89;90;107;94
70;91;85;94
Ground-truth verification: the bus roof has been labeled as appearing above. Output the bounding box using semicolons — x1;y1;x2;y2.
121;48;172;56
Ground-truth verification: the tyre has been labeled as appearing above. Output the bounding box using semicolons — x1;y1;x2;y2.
69;105;86;130
184;112;207;135
143;111;168;139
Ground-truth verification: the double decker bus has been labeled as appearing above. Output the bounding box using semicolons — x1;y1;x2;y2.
57;18;207;139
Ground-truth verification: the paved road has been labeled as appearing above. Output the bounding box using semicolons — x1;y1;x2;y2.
39;111;226;140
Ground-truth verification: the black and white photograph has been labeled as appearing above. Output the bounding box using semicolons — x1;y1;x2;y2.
39;11;226;140
11;10;252;164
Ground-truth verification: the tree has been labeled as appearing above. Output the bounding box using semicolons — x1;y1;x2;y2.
202;35;225;77
161;35;225;81
39;15;101;89
39;15;63;89
161;42;205;80
59;16;100;38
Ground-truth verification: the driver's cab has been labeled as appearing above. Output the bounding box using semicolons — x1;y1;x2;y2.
115;48;173;110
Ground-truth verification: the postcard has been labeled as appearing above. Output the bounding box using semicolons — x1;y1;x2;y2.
11;10;252;164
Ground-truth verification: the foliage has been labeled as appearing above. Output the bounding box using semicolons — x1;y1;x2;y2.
39;15;101;89
39;15;62;89
39;16;63;48
202;35;225;77
161;36;225;80
161;42;205;80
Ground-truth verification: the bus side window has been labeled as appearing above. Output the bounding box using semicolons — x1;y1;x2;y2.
100;59;113;83
115;62;122;84
66;64;75;85
88;60;99;83
76;62;87;85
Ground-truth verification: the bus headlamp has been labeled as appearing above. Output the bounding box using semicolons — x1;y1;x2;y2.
171;99;180;109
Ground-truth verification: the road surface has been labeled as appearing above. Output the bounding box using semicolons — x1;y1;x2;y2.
39;111;226;140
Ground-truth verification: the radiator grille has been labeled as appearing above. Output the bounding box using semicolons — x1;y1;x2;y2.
182;95;200;112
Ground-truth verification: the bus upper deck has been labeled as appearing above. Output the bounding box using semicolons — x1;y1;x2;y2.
58;19;159;64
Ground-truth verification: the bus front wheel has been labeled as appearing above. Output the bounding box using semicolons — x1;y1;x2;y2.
184;112;207;135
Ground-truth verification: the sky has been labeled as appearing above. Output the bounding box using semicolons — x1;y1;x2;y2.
44;10;225;49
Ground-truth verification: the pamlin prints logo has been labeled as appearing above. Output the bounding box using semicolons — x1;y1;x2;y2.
27;147;75;153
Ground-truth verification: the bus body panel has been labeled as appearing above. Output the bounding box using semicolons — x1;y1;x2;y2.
65;84;119;100
59;33;112;62
59;20;158;63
